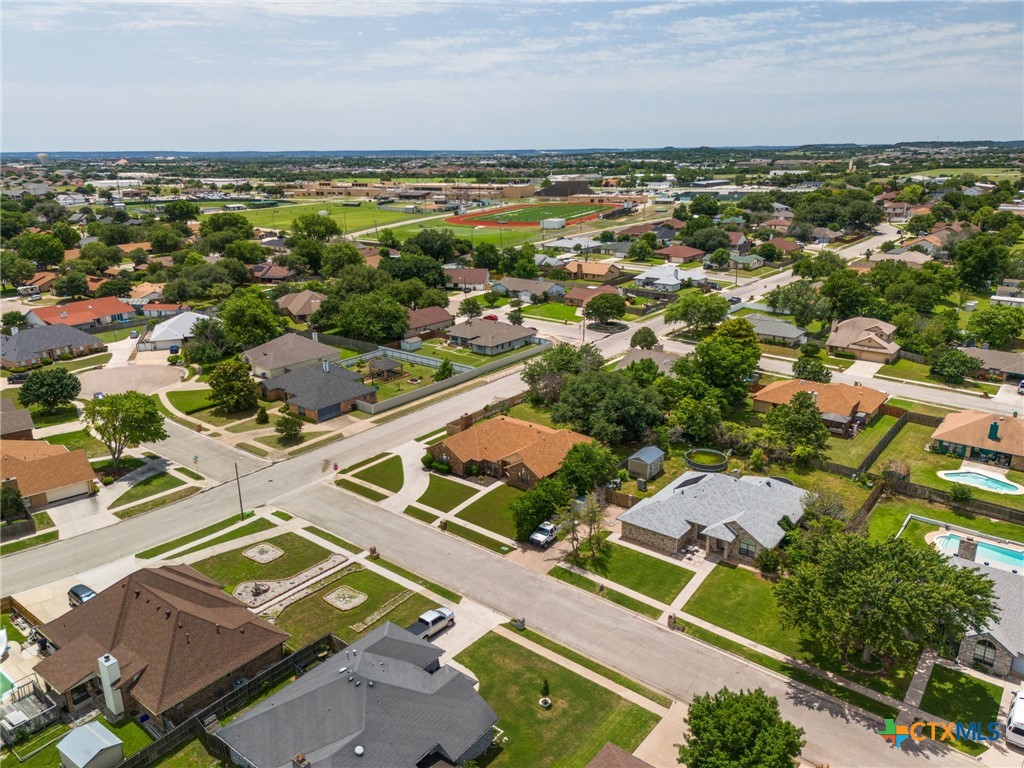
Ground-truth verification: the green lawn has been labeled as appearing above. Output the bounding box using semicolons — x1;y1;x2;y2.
877;358;999;395
458;203;616;224
0;530;59;556
54;352;113;372
6;715;150;768
404;505;440;524
455;633;660;768
191;532;331;593
550;567;663;620
520;302;582;323
109;472;186;509
254;430;329;450
352;454;404;492
445;521;514;554
684;564;914;700
766;465;871;514
505;402;557;428
568;536;695;604
367;363;438;401
886;398;956;418
276;565;436;646
505;624;672;707
919;666;1002;756
136;517;240;559
303;526;361;553
150;738;222;768
176;466;203;481
871;422;1024;510
335;478;388;501
225;415;283;432
455;483;523;539
416;474;478;512
166;388;215;414
174;518;276;558
416;337;540;367
2;613;27;644
238;442;270;457
28;404;79;428
867;497;1024;544
46;428;108;457
113;487;201;519
341;452;389;473
222;200;426;234
373;558;461;603
91;456;146;476
372;217;543;249
826;414;899;468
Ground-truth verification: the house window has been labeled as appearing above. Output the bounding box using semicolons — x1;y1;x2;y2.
738;538;757;558
973;639;997;667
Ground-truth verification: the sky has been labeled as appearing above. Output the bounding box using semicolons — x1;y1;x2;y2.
2;0;1022;152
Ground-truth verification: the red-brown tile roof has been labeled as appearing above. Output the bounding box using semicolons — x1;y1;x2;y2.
29;297;133;326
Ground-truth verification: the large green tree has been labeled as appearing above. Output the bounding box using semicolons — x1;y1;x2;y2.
760;390;830;465
50;220;80;249
678;688;804;768
291;212;341;241
791;356;831;383
665;290;729;331
929;348;982;385
558;442;618;496
966;304;1024;349
688;318;761;406
208;358;260;413
0;252;36;288
582;293;627;325
776;534;998;663
52;271;90;298
509;478;570;541
163;200;201;222
18;367;81;413
630;326;658;349
83;390;168;471
333;291;409;343
551;370;662;444
521;342;604;404
954;233;1010;290
16;232;64;268
219;287;284;347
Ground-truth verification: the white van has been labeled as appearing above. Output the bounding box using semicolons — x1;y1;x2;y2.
1007;690;1024;749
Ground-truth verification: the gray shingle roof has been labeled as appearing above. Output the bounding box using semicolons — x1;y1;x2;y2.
619;472;806;549
0;325;103;364
447;319;536;349
263;363;375;411
0;399;34;436
244;333;338;371
217;623;498;768
745;313;806;341
949;557;1023;655
615;347;680;375
956;347;1024;376
629;446;664;464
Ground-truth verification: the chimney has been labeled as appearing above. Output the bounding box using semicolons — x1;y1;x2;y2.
810;391;818;403
292;755;311;768
989;421;1000;441
97;654;126;718
830;319;838;333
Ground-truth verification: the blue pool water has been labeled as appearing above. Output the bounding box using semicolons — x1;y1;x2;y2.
936;534;1024;572
937;470;1023;494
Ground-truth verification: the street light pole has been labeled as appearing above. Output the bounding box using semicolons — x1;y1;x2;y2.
234;461;245;519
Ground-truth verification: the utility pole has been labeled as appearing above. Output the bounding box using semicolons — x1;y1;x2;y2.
234;461;245;519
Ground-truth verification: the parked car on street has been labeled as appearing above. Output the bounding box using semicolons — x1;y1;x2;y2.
129;330;140;339
529;521;558;549
727;296;742;305
406;607;454;639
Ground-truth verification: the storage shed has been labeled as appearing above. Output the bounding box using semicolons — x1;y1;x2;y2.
627;446;665;480
57;722;123;768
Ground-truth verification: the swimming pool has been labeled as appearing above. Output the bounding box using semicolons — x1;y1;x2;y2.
936;534;1024;572
936;470;1024;495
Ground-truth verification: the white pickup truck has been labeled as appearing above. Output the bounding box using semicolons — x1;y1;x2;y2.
529;521;558;549
406;607;455;640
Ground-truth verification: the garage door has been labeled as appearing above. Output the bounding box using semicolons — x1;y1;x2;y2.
1013;654;1024;676
46;482;91;504
317;403;341;421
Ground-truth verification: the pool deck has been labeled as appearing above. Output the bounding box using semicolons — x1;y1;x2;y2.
936;461;1024;495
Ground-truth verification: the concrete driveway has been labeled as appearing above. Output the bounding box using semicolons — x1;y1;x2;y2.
78;364;183;397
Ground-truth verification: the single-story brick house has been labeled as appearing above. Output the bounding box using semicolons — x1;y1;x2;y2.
443;267;489;291
491;277;565;303
140;303;186;319
0;440;96;508
563;284;619;308
276;290;325;322
571;261;622;282
655;245;705;264
956;347;1024;383
930;411;1024;471
243;333;339;379
446;319;536;356
745;313;807;347
1;325;106;369
35;565;289;731
406;306;454;337
428;415;591;489
261;362;377;421
618;472;806;562
826;317;900;363
753;379;888;437
0;400;34;440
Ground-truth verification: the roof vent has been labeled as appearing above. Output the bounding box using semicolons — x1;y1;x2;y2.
367;681;374;687
348;675;354;682
339;666;348;674
354;746;364;757
355;681;361;687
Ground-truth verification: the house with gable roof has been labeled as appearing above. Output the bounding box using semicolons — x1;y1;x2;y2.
826;317;901;363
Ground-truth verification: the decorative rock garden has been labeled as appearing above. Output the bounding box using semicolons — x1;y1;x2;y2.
324;585;367;611
242;542;285;563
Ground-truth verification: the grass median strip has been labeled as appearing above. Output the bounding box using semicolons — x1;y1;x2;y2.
342;452;389;473
113;487;202;520
550;566;662;620
136;517;239;559
504;623;671;707
303;526;361;553
403;505;439;524
353;454;404;493
110;472;186;509
335;478;388;502
373;558;462;603
237;442;270;457
175;467;204;481
173;518;277;557
673;618;898;721
444;521;513;554
0;530;59;556
416;474;477;512
272;511;293;521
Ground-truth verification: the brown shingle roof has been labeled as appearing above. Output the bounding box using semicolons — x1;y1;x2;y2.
0;440;95;497
754;380;888;419
437;416;591;480
0;399;34;437
826;316;899;355
931;411;1024;457
406;306;453;329
36;565;289;716
565;285;618;306
276;290;325;318
655;245;705;262
768;237;802;253
443;267;489;286
243;333;337;371
447;319;536;350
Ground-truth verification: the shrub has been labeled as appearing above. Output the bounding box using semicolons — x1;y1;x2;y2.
950;484;974;505
748;448;767;472
255;406;269;425
421;453;434;468
41;358;53;365
167;354;180;365
833;351;856;360
59;353;74;361
432;461;451;474
757;548;782;574
101;475;115;486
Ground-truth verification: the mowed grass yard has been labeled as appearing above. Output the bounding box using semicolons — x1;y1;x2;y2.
867;497;1024;544
109;472;186;509
191;532;332;592
416;474;479;512
919;666;1003;756
877;358;999;395
46;428;108;457
455;633;659;768
684;564;915;700
521;302;582;323
352;454;405;493
455;483;523;539
213;201;425;233
825;414;899;468
453;203;615;225
417;337;533;367
870;422;1024;510
366;218;541;249
569;535;694;604
276;565;436;647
